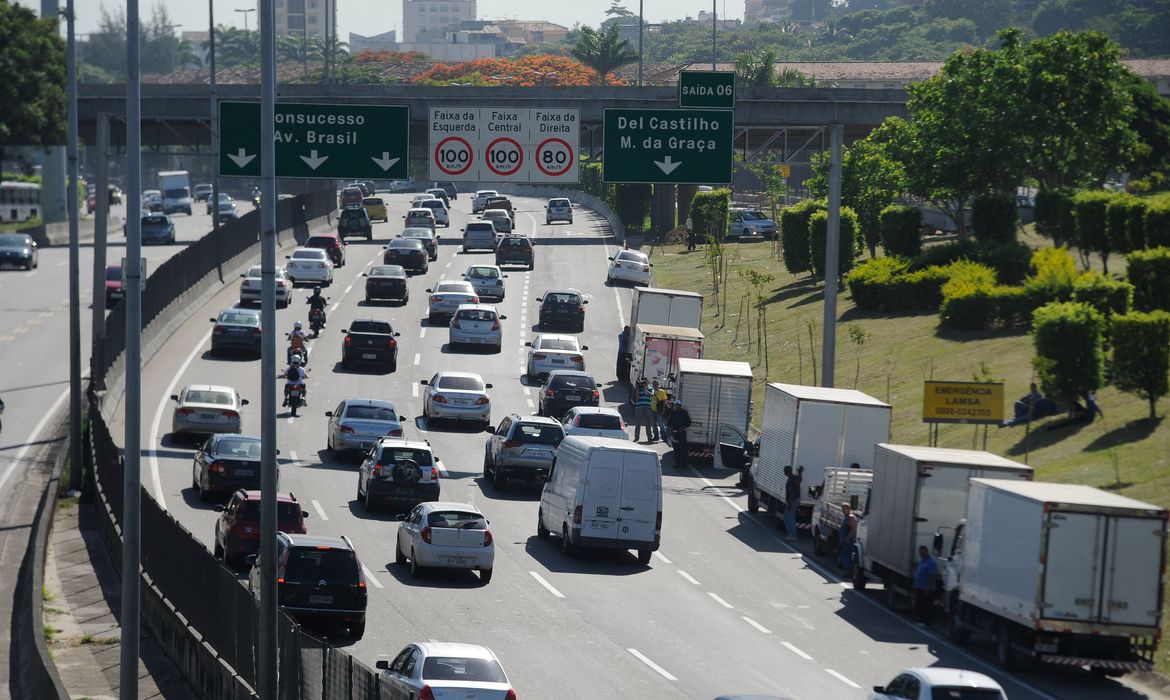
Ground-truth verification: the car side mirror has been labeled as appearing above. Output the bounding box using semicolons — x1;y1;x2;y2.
502;274;508;278
170;394;178;401
362;273;368;277
435;234;441;239
608;256;614;261
420;380;429;385
873;688;886;694
395;513;406;521
213;505;225;512
581;345;590;351
596;383;602;388
302;510;309;518
485;383;493;389
583;300;589;304
325;411;333;417
499;315;507;320
284;255;291;259
535;297;542;302
239;273;246;278
376;660;389;670
425;289;433;293
240;399;250;406
340;329;348;334
394;331;401;337
209;318;217;323
399;415;406;421
525;341;532;347
244;554;258;568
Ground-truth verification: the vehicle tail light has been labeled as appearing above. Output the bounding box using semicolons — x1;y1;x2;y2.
318;263;326;269
389;338;396;348
421;526;432;544
433;394;448;404
570;355;584;363
338;426;355;434
332;240;341;248
451;319;461;329
592;390;599;400
430;467;439;480
430;295;443;302
371;464;382;477
212;326;224;335
532;353;547;361
573;505;582;525
505;690;516;700
471;297;480;303
545;389;554;397
209;461;226;474
579;307;585;314
475;397;489;405
176;407;195;417
344;336;352;346
483;529;493;547
419;686;436;700
251;328;262;336
656;511;662;530
388;428;403;437
495;279;503;286
221;410;239;420
276;281;286;288
642;265;650;272
277;577;285;585
491;319;500;331
502;439;522;448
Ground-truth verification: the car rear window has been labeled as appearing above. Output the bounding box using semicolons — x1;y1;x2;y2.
377;447;433;467
549;199;569;207
426;510;486;528
215;438;262;458
456;309;496;322
219;311;259;326
349;320;392;334
436;376;484;391
362;197;382;205
307;236;336;246
545;293;579;305
467;267;498;278
292;249;327;260
241;501;304;527
436;282;472;293
143;216;168;225
341;209;366;220
422;656;507;683
514;424;564;445
500;238;528;248
284;548;359;583
466;223;494;233
616;251;647;263
369;265;404;277
930;689;1004;700
344;404;398;420
106;266;123;281
577;413;622;430
551;375;594;390
342;187;362;198
390;239;423;249
538;338;578;351
185;390;234;405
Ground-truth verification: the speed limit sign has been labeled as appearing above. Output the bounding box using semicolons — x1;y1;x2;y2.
536;138;574;177
484;137;524;177
434;136;473;176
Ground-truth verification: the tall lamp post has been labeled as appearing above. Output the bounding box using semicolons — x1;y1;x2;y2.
711;0;717;69
209;0;219;232
637;0;643;87
235;7;255;32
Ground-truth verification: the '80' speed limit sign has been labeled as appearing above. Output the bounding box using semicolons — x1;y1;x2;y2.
536;138;574;177
428;107;579;183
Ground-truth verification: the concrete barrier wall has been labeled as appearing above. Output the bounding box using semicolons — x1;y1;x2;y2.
457;183;625;243
23;214;125;248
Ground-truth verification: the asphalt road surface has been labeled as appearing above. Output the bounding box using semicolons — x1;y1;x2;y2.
94;193;1167;700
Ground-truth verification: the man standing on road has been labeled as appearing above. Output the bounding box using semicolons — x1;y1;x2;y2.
839;503;858;571
783;465;804;541
633;379;656;443
616;326;631;387
667;400;692;469
914;545;939;626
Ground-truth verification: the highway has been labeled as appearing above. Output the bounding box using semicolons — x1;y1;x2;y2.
90;192;1162;700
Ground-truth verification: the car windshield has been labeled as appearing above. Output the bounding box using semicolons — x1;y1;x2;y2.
551;375;594;389
538;338;578;351
307;237;335;247
283;547;359;584
214;438;262;458
422;656;507;684
292;249;326;260
456;309;496;322
742;211;767;221
105;266;122;281
426;510;486;528
467;267;498;278
545;293;579;305
549;199;569;207
163;188;187;199
577;413;622;430
343;404;398;420
362;197;382;206
616;251;646;263
0;235;30;248
513;424;564;446
436;282;472;293
376;446;433;467
349;320;392;334
369;265;404;277
184;389;234;405
436;375;484;391
219;311;259;326
241;501;303;526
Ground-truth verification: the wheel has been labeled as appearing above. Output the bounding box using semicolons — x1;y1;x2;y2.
884;577;900;611
560;525;575;557
483;452;493;478
537;510;550;539
290;402;298;417
387;359;397;373
851;563;867;591
949;603;971;645
546;219;551;225
395;539;406;565
409;549;423;578
367;232;373;241
528;263;534;271
479;568;492;584
364;485;376;512
637;549;652;565
356;480;363;502
197;479;208;501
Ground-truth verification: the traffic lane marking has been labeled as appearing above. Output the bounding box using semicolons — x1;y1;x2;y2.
311;499;329;521
707;592;734;609
148;327;213;511
676;569;701;585
782;641;813;660
0;386;71;493
626;649;677;682
529;571;565;598
742;616;772;634
826;669;861;689
360;563;384;588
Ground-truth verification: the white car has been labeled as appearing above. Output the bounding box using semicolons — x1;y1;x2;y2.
404;207;437;230
462;264;507;301
606;249;653;286
525;333;587;381
284;247;334;286
377;643;515;699
481;209;513;234
472;189;499;214
427;280;479;323
170;384;248;438
416;198;450;227
239;264;291;307
545;197;573;224
561;406;629;440
395;501;494;582
449;304;505;352
421;371;493;429
869;668;1007;700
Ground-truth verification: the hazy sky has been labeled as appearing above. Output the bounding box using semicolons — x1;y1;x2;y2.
62;1;744;44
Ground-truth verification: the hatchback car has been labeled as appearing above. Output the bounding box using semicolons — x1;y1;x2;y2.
361;196;388;223
427;280;479;323
141;214;176;245
545;197;573;224
463;264;506;301
171;384;248;438
483;197;515;222
326;398;406;459
416;198;450;227
404;207;436;230
495;235;534;270
363;264;408;303
357;438;442;513
104;264;123;306
377;643;515;699
433;181;458;200
449;304;505;352
562;406;629;440
424;187;450;207
0;233;38;270
607;249;653;286
193;183;214;201
484;414;565;488
537;289;587;331
285;248;334;286
306;232;347;268
395;502;495;582
341;319;401;370
538;371;600;419
248;533;367;638
191;433;265;500
471;189;499;214
729;208;778;239
869;667;1007;700
384;238;429;273
143;189;163;212
481;209;512;234
210;307;263;356
338;206;373;240
525;334;587;381
462;222;498;252
400;227;439;260
214;196;239;223
339;185;364;208
239;264;292;307
214;489;307;567
205;191;231;214
421;372;493;428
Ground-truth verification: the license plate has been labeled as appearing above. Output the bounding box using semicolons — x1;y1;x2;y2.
362;353;377;359
525;449;552;458
199;412;217;420
394;487;416;495
235;469;255;477
566;396;581;402
444;557;469;566
590;521;609;529
308;594;332;604
551;359;565;364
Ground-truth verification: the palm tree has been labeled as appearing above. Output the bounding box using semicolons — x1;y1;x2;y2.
734;47;778;87
571;24;637;85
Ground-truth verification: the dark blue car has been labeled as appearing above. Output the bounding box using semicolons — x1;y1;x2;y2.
141;214;176;245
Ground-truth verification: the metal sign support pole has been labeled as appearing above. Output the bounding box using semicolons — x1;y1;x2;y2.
821;123;843;388
90;112;110;390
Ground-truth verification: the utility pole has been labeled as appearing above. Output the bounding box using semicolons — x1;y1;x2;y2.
711;0;717;70
210;0;220;234
821;124;843;389
40;0;67;226
90;113;110;391
65;0;81;495
637;0;643;87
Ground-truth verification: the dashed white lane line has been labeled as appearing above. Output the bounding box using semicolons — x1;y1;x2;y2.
419;327;426;338
653;551;672;564
413;352;421;365
361;563;384;589
676;570;701;586
311;499;329;521
627;649;677;682
149;327;213;511
742;616;772;634
0;387;70;493
445;261;452;268
707;592;734;609
412;383;419;398
781;641;813;660
529;571;565;599
289;450;299;463
826;669;861;689
344;283;353;294
329;302;339;312
287;416;295;424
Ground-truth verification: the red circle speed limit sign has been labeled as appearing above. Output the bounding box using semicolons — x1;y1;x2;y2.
434;136;473;176
536;138;574;177
485;137;524;177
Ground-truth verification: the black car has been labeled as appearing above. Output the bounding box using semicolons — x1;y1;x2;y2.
191;434;265;500
249;533;367;638
209;307;262;356
341;319;400;370
0;233;38;270
141;214;176;245
433;181;458;200
383;238;428;274
400;228;439;261
363;264;409;303
538;370;601;420
338;207;373;241
357;438;442;514
537;288;588;331
496;236;534;270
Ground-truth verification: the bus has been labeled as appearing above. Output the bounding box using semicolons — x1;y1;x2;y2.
0;181;40;223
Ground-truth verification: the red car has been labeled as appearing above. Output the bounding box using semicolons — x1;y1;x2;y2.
213;489;308;568
104;264;123;306
306;232;346;268
339;186;363;208
86;192;97;214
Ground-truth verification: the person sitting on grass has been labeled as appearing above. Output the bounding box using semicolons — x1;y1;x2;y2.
1045;392;1104;431
1001;382;1060;427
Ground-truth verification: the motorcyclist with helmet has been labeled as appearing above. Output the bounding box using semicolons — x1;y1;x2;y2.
306;286;327;327
287;320;309;365
280;354;309;406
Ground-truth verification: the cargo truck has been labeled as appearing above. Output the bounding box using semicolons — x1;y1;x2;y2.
159;170;192;216
628;287;703;333
628;324;703;392
941;479;1165;673
747;384;891;531
810;467;872;558
673;358;752;451
851;444;1032;609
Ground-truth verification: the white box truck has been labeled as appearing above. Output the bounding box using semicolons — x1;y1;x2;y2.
628;287;703;332
852;444;1032;607
810;467;872;558
674;358;752;451
158;170;191;215
629;324;703;391
747;384;891;530
943;479;1165;673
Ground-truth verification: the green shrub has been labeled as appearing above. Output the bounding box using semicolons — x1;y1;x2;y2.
879;204;923;258
845;256;908;310
990;285;1036;328
579;161;607;200
939;261;998;329
612;184;652;230
977;241;1032;285
1071;272;1134;319
911;239;979;270
1105;194;1146;253
1112;311;1170;418
1127;247;1170;311
1074;190;1120;273
941;284;1037;331
971;192;1019;245
690;189;732;243
1034;188;1076;247
808;207;859;278
1146;201;1170;248
779;200;823;275
1024;247;1078;307
1032;302;1105;404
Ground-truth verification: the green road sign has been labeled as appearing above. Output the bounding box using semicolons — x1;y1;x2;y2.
678;71;735;109
218;102;409;180
602;109;734;184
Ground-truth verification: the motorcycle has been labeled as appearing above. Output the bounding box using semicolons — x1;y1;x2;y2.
286;385;304;417
287;344;309;367
308;308;326;337
250;189;262;208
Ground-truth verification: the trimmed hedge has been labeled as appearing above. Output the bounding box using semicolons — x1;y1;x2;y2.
613;184;652;230
690;189;732;243
1071;272;1134;319
1146;201;1170;249
1127;247;1170;312
1034;188;1076;247
1032;302;1105;404
910;239;979;270
1112;311;1170;418
1074;190;1119;271
779;200;823;275
809;207;859;278
1105;194;1146;253
1024;247;1079;307
941;284;1033;330
879;204;923;258
978;240;1032;285
971;192;1019;245
846;258;972;313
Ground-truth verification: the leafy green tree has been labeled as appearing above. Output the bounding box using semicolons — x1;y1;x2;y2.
0;1;65;157
922;0;1013;37
207;26;260;68
808;136;906;257
1111;311;1170;419
1032;301;1105;405
734;153;788;222
776;68;820;87
1121;69;1170;179
790;0;834;21
601;1;637;29
734;48;778;88
571;24;637;85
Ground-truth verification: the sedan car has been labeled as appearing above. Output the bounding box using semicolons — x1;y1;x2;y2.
205;192;232;215
395;502;494;582
421;372;493;428
525;334;587;381
400;227;439;260
537;288;587;331
361;196;388;223
191;433;265;500
424;187;450;207
339;206;373;240
427;280;479;323
607;249;653;286
545;197;573;224
326;398;406;459
538;370;600;419
363;264;408;303
0;233;38;270
341;319;400;370
306;232;346;268
285;247;334;286
729;208;777;239
416;198;450;227
215;197;239;223
214;489;307;567
193;183;213;202
404;207;436;230
481;208;512;234
562;406;628;440
449;304;505;352
484;414;564;488
377;643;514;699
143;189;163;212
463;264;506;301
210;307;263;356
141;214;176;245
383;238;428;274
357;438;442;513
170;384;248;439
471;189;499;214
104;264;123;306
495;235;534;270
869;668;1006;700
339;185;363;208
239;264;292;307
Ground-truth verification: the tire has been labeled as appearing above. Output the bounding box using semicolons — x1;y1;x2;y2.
560;525;575;557
409;549;423;578
479;568;492;584
328;433;342;461
364;486;376;512
214;540;224;561
395;539;406;565
350;621;365;639
492;462;506;490
356;480;363;502
884;577;900;611
812;527;826;555
747;489;759;514
851;563;867;591
290;402;298;417
198;479;209;501
949;603;971;645
388;359;397;373
537;510;550;539
483;452;493;479
637;549;652;565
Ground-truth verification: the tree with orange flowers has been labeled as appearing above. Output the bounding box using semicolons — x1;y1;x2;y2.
411;54;626;87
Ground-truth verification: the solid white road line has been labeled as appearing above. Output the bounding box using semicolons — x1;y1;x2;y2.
626;649;678;682
360;563;384;588
742;616;772;634
653;551;672;564
781;641;813;660
825;669;861;689
329;302;339;312
676;570;701;586
149;327;213;511
344;284;353;294
0;387;71;493
612;287;625;326
311;499;329;521
707;592;734;609
529;571;565;599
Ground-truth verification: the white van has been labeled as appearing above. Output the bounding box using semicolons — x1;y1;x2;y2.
537;436;662;564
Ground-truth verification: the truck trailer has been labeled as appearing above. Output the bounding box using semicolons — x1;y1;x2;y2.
629;324;703;391
628;287;703;333
673;358;752;451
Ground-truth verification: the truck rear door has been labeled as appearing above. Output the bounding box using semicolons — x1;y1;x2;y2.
1101;516;1164;628
617;452;659;545
580;460;622;537
1042;511;1103;623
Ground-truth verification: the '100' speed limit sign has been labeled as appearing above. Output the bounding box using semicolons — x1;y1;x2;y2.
428;107;579;183
434;136;473;176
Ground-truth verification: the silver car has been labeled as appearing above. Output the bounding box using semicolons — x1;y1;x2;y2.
472;190;499;214
484;414;565;487
449;304;505;352
427;280;479;323
463;264;507;301
481;209;512;234
525;333;587;381
421;371;493;428
377;643;515;699
325;398;407;459
171;384;249;438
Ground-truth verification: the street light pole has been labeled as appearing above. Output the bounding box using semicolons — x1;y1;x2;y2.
210;0;219;234
711;0;717;70
637;0;643;87
65;0;81;498
236;7;255;32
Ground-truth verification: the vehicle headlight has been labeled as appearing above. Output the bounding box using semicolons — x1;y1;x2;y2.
21;248;31;255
